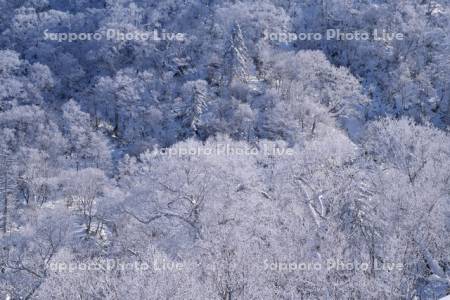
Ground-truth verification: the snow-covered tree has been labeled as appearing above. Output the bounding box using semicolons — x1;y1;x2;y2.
223;22;255;87
176;80;210;138
62;99;111;171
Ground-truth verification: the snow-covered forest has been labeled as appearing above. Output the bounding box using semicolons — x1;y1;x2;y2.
0;0;449;299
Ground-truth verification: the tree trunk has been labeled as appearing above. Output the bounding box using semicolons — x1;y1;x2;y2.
3;178;8;234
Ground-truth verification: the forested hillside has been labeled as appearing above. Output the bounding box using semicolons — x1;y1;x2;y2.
0;0;449;299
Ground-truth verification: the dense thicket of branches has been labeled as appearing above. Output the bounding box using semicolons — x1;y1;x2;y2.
0;0;449;299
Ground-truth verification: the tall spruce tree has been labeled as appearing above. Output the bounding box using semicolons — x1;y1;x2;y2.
223;22;254;87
